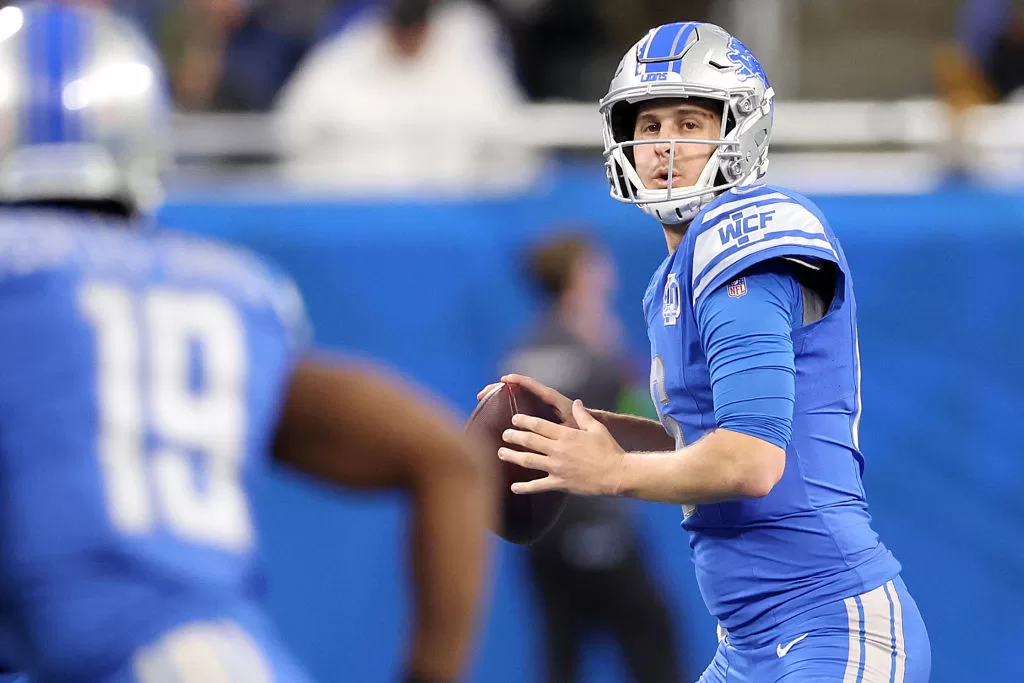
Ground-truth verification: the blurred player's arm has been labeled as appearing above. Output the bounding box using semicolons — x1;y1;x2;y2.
273;356;495;683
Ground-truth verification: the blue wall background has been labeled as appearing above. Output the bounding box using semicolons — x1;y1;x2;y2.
162;169;1024;683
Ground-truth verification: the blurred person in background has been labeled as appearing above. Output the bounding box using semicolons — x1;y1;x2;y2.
983;1;1024;97
163;0;322;111
0;3;494;682
483;0;617;101
273;0;538;195
946;0;1024;99
503;232;687;683
487;21;932;682
137;0;353;111
486;0;714;101
937;0;1024;178
316;0;715;101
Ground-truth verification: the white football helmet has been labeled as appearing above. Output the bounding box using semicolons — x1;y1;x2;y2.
600;22;775;224
0;2;172;214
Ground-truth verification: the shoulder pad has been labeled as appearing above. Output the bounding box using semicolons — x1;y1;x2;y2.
690;189;838;306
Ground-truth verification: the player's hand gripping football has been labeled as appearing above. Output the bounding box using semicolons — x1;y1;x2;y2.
476;374;579;429
498;399;626;496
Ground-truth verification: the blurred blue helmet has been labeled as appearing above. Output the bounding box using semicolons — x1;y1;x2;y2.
600;22;775;224
0;2;171;213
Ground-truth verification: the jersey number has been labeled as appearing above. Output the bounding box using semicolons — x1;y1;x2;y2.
79;284;253;552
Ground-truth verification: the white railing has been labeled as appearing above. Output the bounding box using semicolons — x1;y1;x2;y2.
168;99;1024;195
171;99;1024;158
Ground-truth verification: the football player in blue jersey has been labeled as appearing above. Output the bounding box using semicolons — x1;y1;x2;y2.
484;21;931;683
0;3;493;683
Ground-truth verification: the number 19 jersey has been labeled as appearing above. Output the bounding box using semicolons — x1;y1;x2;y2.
0;210;310;682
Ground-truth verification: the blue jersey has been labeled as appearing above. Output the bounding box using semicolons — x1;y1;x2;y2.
643;184;901;642
0;210;308;682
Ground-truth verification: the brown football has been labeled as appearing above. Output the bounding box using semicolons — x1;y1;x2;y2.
465;382;569;544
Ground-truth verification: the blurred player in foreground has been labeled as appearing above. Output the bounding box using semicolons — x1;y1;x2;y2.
0;4;493;682
482;22;931;682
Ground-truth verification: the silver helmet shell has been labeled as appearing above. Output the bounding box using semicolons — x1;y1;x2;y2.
0;2;172;213
600;22;775;224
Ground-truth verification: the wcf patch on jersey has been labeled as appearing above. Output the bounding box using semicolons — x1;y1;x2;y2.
727;277;748;298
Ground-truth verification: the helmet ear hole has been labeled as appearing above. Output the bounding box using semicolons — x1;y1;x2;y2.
610;101;639;144
724;107;737;136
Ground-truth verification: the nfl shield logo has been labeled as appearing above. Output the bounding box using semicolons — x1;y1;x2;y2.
727;277;747;298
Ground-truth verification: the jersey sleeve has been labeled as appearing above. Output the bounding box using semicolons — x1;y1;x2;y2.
695;264;800;449
691;190;839;309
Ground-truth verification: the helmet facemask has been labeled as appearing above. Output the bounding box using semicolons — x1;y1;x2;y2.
602;92;769;224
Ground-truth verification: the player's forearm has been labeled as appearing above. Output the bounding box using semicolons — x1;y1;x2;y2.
615;429;785;505
406;466;493;681
587;409;676;452
276;358;493;490
274;358;495;679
